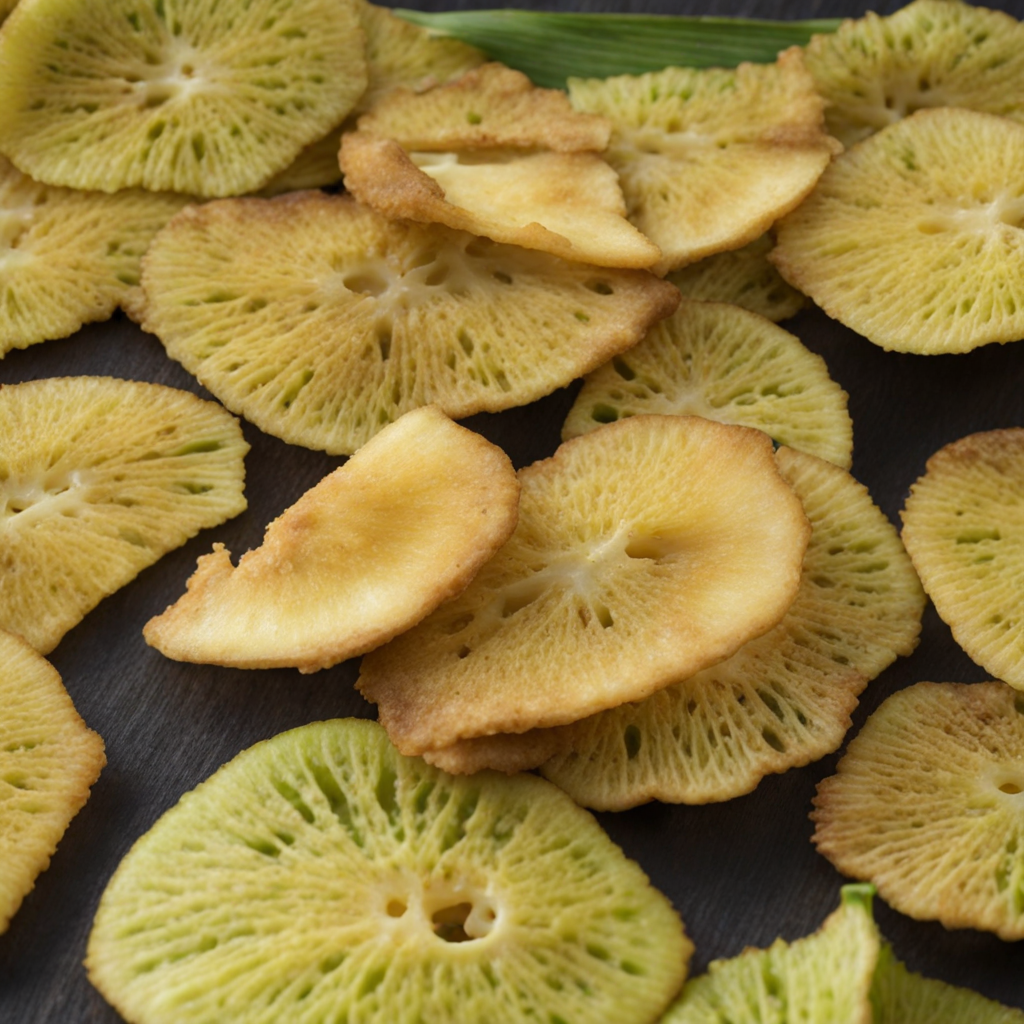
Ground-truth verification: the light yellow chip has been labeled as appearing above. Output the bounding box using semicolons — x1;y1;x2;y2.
562;300;853;469
805;0;1024;148
422;728;570;777
359;415;810;756
541;446;924;809
0;377;248;654
145;407;519;673
139;192;678;455
568;47;840;275
813;681;1024;941
1;628;105;934
773;108;1024;355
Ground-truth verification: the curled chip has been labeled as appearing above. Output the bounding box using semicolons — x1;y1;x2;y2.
145;407;519;673
773;108;1024;355
0;377;248;653
359;415;810;756
805;0;1024;148
901;428;1024;688
568;47;840;275
1;628;105;935
813;681;1024;940
86;719;691;1024
0;0;367;196
139;192;678;455
562;300;853;469
541;446;923;809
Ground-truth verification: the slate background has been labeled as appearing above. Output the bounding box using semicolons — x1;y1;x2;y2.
3;0;1024;1020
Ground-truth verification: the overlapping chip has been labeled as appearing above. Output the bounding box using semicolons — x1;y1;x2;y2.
422;728;570;777
144;407;519;673
86;718;691;1024
0;377;248;653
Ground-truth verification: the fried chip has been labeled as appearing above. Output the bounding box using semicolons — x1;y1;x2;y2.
541;446;923;809
359;415;810;756
0;377;248;653
0;0;367;196
568;47;840;275
139;192;678;455
901;429;1024;689
0;629;104;934
144;407;518;673
422;728;570;777
814;681;1024;940
562;300;853;469
773;108;1024;355
86;719;691;1024
805;0;1024;148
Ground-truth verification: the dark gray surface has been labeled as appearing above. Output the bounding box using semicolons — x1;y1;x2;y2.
3;1;1024;1021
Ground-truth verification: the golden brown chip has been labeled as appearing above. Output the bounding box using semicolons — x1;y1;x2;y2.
139;191;678;455
0;628;105;934
540;446;924;809
561;300;853;469
900;428;1024;689
144;407;519;673
813;681;1024;940
422;728;571;777
359;415;810;756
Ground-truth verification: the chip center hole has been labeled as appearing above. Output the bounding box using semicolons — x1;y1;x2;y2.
386;898;407;918
423;880;497;942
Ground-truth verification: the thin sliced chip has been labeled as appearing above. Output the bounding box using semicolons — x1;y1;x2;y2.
813;681;1024;940
568;47;840;275
0;156;191;354
0;377;248;653
773;108;1024;355
140;192;678;455
359;415;810;756
541;446;923;809
0;0;367;196
561;300;853;469
144;407;519;673
0;629;104;934
901;428;1024;688
805;0;1024;148
86;719;691;1024
666;234;807;323
422;728;570;777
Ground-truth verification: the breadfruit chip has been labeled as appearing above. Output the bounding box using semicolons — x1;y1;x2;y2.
901;429;1024;689
0;629;104;934
562;300;853;469
423;728;570;777
773;108;1024;355
359;415;810;756
0;377;248;653
144;407;519;673
813;681;1024;940
666;234;807;323
0;0;367;196
541;446;924;809
86;718;691;1024
341;132;660;269
660;884;879;1024
568;47;840;275
804;0;1024;149
140;192;679;455
0;156;191;355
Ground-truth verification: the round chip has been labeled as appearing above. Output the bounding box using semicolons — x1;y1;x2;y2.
772;108;1024;355
567;47;841;275
804;0;1024;149
561;300;853;469
0;377;248;654
139;192;679;455
541;446;924;809
813;681;1024;940
86;718;691;1024
144;407;519;673
0;0;367;196
0;628;105;934
901;428;1024;689
359;415;811;756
